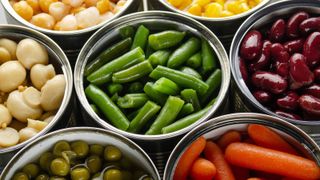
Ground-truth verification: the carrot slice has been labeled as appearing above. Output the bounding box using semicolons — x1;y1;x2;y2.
217;130;241;150
173;136;206;180
225;142;320;179
247;124;298;155
204;141;235;180
190;158;216;180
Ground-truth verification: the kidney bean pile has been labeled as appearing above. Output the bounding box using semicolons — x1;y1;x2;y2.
239;11;320;120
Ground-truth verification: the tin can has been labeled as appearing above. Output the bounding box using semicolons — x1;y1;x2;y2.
0;24;73;171
0;0;140;65
74;11;230;175
164;113;320;179
148;0;271;48
229;0;320;134
0;127;160;180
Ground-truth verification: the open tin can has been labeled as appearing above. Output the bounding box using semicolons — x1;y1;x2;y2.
74;11;230;174
164;113;320;179
0;24;73;171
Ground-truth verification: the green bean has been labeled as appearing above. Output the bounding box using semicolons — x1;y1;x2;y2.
178;103;194;117
107;83;123;95
131;25;149;50
181;89;201;111
202;39;217;73
149;65;209;96
85;84;130;130
145;96;184;135
127;101;161;133
127;109;140;120
180;66;202;79
200;69;222;104
128;82;144;93
84;38;132;76
87;47;145;85
153;77;180;95
167;37;201;68
117;93;148;109
119;26;135;38
145;43;154;59
186;52;202;69
111;93;119;103
148;30;186;50
143;82;168;105
148;50;171;67
90;104;100;115
112;61;153;84
161;105;212;134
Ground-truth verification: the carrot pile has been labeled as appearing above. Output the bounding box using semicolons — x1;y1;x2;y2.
173;124;320;180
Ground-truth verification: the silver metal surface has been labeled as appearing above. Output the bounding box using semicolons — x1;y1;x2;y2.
0;24;73;171
0;127;160;180
164;113;320;179
230;0;320;134
74;10;230;173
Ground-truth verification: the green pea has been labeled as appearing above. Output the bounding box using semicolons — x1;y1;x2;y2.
70;167;90;180
61;151;77;165
92;173;101;178
49;177;66;180
53;141;71;157
39;152;54;171
120;157;133;170
104;145;122;162
12;172;29;180
22;163;40;178
50;158;70;176
89;144;104;156
86;155;102;174
35;174;49;180
71;141;89;158
103;169;122;180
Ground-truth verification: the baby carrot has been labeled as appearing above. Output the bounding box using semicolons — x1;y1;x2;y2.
204;141;235;180
248;124;298;155
217;130;241;150
225;142;320;179
190;158;217;180
174;136;206;180
247;178;266;180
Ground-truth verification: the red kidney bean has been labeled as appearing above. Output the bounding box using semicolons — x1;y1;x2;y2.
271;43;290;63
251;71;287;94
270;19;286;42
299;17;320;34
283;38;305;54
314;67;320;82
275;62;289;78
239;57;249;83
303;32;320;67
289;53;314;89
287;11;309;38
240;30;263;61
276;91;299;110
304;84;320;98
249;40;272;72
275;110;302;120
253;90;272;104
299;94;320;115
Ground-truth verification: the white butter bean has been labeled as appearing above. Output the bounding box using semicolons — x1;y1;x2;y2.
0;104;12;128
19;127;39;142
0;127;19;147
30;64;56;90
0;61;26;92
0;38;17;59
40;75;66;111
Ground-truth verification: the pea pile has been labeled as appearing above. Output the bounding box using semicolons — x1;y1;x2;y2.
12;140;153;180
0;38;65;148
10;0;127;30
84;25;222;135
167;0;264;18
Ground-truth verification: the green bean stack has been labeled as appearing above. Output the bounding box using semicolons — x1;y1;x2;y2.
84;25;222;135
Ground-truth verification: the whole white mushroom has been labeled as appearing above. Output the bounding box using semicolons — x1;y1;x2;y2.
40;75;66;111
0;61;26;92
16;38;49;69
0;38;17;59
30;64;56;90
0;104;12;128
0;127;19;147
19;127;39;142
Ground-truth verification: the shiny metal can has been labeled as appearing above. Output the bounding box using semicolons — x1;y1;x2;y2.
0;24;73;171
229;0;320;134
0;127;160;180
164;113;320;179
74;11;230;175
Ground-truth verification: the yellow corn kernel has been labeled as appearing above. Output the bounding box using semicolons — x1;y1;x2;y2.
237;0;247;3
70;4;86;14
214;0;225;6
26;0;40;14
30;13;55;29
168;0;183;8
226;1;241;14
96;0;111;14
204;2;223;17
221;10;234;17
39;0;57;13
84;0;98;7
13;1;34;21
254;0;262;3
196;0;210;7
188;4;202;16
248;0;257;8
179;0;192;10
238;2;250;13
